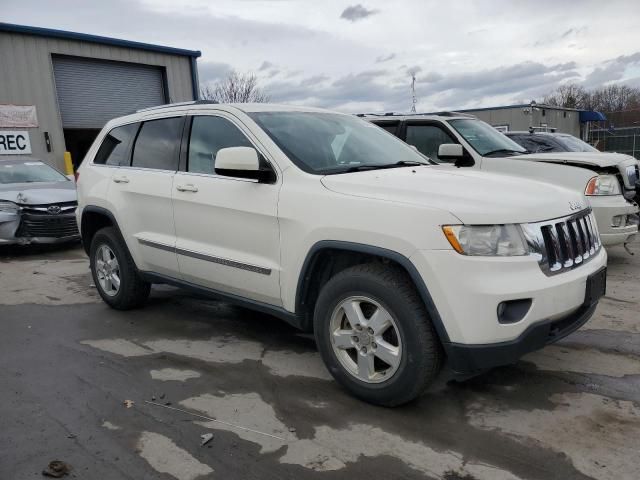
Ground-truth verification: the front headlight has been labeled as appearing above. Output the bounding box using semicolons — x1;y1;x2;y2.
442;224;528;256
0;201;19;215
585;175;621;196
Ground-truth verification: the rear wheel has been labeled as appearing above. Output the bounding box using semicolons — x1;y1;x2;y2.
89;227;150;309
314;263;442;406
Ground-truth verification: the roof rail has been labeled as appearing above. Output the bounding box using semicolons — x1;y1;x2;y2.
136;100;218;113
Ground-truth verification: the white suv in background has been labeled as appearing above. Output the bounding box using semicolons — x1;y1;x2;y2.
76;102;607;406
363;113;639;248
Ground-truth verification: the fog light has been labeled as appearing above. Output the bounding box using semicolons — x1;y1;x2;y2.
612;215;624;227
497;299;532;324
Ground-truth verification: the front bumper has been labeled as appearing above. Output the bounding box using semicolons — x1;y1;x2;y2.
0;211;80;245
589;195;639;246
410;245;607;340
447;301;597;374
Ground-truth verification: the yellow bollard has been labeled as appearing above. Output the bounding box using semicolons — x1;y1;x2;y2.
63;151;74;175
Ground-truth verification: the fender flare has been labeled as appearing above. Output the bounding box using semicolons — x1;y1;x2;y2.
295;240;450;344
80;205;126;252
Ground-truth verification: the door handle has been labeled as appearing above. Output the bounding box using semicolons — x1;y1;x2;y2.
176;184;198;193
113;175;130;184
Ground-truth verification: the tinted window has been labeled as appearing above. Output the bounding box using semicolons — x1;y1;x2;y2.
510;135;563;153
373;122;399;134
405;125;457;162
188;116;252;174
94;123;138;166
131;117;184;170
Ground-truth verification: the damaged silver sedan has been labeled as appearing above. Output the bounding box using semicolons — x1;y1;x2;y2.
0;158;79;245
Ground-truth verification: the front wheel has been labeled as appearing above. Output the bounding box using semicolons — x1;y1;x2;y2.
314;263;442;406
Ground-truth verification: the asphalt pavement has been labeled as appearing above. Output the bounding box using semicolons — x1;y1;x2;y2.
0;239;638;480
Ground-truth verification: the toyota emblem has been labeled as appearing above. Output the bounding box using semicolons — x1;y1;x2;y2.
47;205;62;214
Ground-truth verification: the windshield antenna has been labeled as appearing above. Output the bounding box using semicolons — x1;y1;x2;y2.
410;74;417;113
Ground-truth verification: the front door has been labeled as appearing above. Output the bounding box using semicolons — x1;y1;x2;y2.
172;113;282;306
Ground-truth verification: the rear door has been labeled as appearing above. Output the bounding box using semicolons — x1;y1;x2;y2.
108;115;184;276
172;112;282;306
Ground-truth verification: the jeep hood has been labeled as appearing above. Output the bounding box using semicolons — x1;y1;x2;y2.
321;166;584;224
519;151;636;169
0;181;77;205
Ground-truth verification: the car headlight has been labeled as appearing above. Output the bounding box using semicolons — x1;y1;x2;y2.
585;175;621;196
442;224;528;256
0;201;19;214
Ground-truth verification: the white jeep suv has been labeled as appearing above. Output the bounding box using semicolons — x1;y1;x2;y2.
76;102;607;406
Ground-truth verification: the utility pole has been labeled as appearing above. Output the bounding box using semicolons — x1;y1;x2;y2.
411;74;417;113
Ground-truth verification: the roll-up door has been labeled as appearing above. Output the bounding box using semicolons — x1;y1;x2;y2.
53;56;165;129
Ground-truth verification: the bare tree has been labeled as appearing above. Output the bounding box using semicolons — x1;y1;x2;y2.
200;71;270;103
543;83;640;112
543;83;588;109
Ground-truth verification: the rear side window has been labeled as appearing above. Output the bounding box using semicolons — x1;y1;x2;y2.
187;116;252;174
131;117;184;170
373;122;400;135
405;124;457;162
93;123;138;166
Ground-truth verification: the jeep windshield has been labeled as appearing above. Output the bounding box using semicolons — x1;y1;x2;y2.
249;112;432;174
448;119;528;157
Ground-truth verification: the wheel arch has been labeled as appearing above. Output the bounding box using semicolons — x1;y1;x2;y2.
80;206;124;255
295;240;450;344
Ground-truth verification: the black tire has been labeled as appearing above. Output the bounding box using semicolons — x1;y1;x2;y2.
314;263;442;406
89;226;150;310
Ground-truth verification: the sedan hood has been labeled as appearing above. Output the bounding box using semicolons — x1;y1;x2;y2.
321;166;584;225
0;181;77;205
520;151;635;169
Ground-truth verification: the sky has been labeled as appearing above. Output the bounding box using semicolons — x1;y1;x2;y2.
3;0;640;113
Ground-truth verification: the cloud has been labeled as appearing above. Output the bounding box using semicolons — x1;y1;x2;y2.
340;4;379;22
198;61;234;84
583;52;640;87
259;61;274;71
375;53;396;63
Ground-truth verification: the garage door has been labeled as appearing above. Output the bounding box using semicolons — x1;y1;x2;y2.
53;56;166;129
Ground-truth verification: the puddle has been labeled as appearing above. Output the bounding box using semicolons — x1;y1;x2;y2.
137;431;213;480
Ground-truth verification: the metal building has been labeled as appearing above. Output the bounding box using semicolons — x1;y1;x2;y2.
0;23;201;171
456;103;582;137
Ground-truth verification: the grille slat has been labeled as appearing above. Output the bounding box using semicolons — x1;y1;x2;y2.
16;214;79;238
524;210;602;276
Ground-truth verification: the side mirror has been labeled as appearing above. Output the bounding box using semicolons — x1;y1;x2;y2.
438;144;463;159
438;143;475;168
215;147;274;182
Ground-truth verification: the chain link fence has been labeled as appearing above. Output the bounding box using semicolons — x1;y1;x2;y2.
587;127;640;160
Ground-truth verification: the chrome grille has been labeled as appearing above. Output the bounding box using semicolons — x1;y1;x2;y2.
522;209;602;276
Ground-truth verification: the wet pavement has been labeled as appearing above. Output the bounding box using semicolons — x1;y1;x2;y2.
0;239;638;480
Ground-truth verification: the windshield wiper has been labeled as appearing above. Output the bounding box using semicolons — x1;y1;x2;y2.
332;160;428;174
484;149;527;157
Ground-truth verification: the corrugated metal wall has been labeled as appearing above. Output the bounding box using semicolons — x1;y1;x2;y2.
0;31;195;170
465;107;581;137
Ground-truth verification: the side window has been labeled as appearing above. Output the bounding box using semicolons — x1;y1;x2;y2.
187;116;252;174
373;122;400;135
131;117;184;170
93;123;139;166
405;125;457;162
